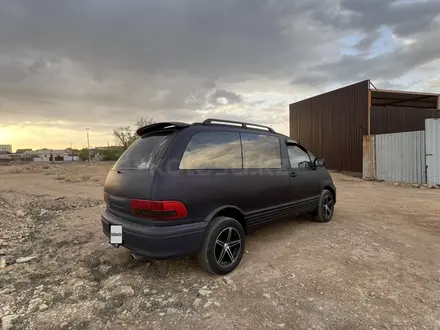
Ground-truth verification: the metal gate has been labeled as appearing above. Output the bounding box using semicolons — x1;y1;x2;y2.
425;118;440;184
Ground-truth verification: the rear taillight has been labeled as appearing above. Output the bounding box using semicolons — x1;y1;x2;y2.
104;192;109;205
130;199;187;219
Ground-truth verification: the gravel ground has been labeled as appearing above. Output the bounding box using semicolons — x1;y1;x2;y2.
1;163;439;330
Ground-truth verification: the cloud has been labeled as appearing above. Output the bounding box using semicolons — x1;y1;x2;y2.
0;0;439;149
301;0;440;86
354;30;382;51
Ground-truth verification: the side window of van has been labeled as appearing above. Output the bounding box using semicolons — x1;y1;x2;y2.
287;145;311;168
241;133;282;169
179;131;242;169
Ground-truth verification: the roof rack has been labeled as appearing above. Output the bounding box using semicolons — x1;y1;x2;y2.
202;118;275;133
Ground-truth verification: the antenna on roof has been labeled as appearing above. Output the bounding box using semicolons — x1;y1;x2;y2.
274;113;289;132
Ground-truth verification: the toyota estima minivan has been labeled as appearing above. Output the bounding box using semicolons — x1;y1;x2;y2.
102;119;336;275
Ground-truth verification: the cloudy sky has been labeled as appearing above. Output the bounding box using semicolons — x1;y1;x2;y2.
1;0;440;150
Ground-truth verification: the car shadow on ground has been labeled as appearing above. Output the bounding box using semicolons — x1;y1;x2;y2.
101;214;324;279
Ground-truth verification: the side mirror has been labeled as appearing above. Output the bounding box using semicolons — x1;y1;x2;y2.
313;158;325;168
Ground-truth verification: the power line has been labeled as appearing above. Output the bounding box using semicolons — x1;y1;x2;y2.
274;113;289;132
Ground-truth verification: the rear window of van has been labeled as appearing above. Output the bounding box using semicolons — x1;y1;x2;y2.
114;134;171;170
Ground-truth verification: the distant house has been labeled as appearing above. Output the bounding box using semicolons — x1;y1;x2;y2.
0;150;12;160
33;150;52;162
31;149;78;162
66;148;81;155
16;148;32;154
0;144;12;153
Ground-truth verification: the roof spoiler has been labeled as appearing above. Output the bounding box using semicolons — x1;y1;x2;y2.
285;138;298;144
136;122;190;136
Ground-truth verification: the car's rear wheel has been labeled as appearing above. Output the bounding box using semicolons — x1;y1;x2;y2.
313;189;334;222
198;216;245;275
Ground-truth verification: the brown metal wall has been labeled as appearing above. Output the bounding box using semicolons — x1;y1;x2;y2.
371;106;440;135
289;80;369;173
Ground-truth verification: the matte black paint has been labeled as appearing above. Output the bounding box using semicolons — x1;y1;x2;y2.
102;122;336;259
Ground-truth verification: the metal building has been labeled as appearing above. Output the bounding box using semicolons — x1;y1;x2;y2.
289;80;440;173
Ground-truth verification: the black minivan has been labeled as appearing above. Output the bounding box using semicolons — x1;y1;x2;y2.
102;119;336;275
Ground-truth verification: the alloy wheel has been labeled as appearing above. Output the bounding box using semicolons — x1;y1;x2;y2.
214;227;242;267
322;194;333;219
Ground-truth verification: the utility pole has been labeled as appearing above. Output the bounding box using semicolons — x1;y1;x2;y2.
86;128;91;163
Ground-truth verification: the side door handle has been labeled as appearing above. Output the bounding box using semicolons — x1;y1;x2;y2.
289;170;297;177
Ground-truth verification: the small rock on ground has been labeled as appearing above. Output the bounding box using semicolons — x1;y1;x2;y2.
1;314;18;330
166;308;178;315
116;286;135;297
198;289;212;297
15;210;25;217
222;277;233;285
193;299;203;310
263;293;271;299
16;255;37;264
39;304;49;312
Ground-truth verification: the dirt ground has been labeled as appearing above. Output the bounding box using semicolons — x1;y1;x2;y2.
1;162;439;330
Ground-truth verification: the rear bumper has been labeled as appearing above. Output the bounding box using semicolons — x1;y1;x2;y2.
101;210;208;259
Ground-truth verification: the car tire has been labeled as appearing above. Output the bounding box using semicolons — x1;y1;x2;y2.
198;216;245;275
312;189;335;223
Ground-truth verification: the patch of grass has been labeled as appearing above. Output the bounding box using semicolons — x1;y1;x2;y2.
28;271;50;282
6;279;31;291
89;268;103;283
50;292;66;305
8;315;27;330
63;289;74;300
139;300;157;312
61;320;92;330
81;250;104;269
101;294;126;315
54;240;71;248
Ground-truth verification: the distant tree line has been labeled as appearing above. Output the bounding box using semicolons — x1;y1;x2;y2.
113;117;155;150
77;117;155;162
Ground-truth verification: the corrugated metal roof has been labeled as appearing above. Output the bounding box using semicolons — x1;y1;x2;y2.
371;89;439;109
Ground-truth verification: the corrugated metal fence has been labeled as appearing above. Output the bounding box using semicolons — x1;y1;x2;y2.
375;131;426;184
426;118;440;184
363;118;440;184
